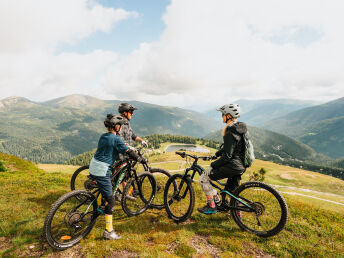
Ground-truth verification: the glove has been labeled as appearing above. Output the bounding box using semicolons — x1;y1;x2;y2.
141;140;148;148
215;149;223;157
140;157;148;164
211;155;217;160
126;148;140;161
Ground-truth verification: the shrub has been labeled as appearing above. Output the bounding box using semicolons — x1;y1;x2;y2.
0;160;7;172
249;167;267;181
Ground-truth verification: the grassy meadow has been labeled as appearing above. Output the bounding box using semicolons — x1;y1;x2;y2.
0;150;344;257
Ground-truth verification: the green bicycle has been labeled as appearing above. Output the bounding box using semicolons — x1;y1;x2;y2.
43;157;156;250
164;152;288;237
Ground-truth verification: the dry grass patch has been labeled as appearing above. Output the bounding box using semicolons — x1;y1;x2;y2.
47;245;86;258
0;237;12;251
241;242;275;258
190;234;221;257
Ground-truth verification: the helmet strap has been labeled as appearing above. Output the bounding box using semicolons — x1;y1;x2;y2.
114;125;121;135
121;112;129;120
225;114;232;123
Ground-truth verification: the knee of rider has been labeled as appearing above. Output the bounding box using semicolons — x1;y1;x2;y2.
199;173;207;184
105;196;115;215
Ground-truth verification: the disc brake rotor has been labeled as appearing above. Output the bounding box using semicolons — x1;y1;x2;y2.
253;202;265;216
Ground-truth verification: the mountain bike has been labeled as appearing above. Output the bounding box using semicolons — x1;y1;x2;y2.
70;146;171;210
43;158;156;250
163;152;288;237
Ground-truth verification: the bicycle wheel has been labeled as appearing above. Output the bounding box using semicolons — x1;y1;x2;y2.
70;165;92;191
43;190;98;250
230;181;288;237
164;174;195;223
121;172;157;216
149;168;174;209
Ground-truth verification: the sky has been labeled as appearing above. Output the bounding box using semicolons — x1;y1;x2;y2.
1;0;343;111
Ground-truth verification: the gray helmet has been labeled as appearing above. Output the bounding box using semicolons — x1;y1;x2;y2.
118;103;138;114
104;114;125;129
216;104;241;118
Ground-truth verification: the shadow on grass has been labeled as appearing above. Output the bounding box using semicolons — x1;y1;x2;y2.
113;207;243;238
27;191;66;210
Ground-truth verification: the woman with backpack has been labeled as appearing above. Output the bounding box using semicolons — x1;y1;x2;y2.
198;104;248;214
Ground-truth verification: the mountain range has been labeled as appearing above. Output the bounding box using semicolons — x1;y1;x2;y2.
204;99;320;126
1;94;343;168
0;95;220;163
262;97;344;159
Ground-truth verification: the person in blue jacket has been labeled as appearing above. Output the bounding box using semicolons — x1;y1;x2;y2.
89;114;141;240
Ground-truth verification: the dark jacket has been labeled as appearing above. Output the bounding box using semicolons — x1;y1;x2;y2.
211;122;247;174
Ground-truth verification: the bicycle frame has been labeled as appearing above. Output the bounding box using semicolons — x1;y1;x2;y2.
85;160;140;214
178;153;254;212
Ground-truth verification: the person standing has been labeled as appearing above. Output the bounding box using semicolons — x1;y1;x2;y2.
117;103;148;148
89;114;141;239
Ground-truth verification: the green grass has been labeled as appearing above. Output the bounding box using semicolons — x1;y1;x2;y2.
0;151;344;257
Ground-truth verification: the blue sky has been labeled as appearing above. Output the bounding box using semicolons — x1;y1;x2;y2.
57;0;170;55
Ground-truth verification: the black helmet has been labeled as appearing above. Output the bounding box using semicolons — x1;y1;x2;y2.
104;114;125;129
118;103;138;114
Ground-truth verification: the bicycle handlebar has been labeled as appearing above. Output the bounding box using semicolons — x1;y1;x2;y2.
175;151;216;161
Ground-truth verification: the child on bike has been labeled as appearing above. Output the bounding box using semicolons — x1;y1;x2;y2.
198;104;247;214
89;114;141;240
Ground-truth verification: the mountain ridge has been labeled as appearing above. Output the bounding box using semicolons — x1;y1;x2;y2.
262;96;344;158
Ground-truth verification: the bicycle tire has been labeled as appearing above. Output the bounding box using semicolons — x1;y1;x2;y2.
70;165;90;191
121;172;157;216
43;190;98;250
149;168;174;209
164;174;195;223
230;181;288;237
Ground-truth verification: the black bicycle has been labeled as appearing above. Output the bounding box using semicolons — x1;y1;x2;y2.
44;158;156;250
164;152;288;237
70;146;171;210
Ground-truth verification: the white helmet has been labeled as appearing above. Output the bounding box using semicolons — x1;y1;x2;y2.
216;104;241;118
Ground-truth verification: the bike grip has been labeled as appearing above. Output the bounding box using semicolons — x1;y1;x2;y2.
175;151;185;157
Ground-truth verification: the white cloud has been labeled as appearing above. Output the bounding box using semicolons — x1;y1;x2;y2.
0;0;137;53
101;0;344;107
1;0;344;108
0;0;136;100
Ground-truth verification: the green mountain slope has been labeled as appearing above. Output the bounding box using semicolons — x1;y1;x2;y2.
262;97;344;158
0;95;220;163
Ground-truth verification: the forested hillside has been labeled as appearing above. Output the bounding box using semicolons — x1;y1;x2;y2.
0;95;220;163
66;134;220;166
